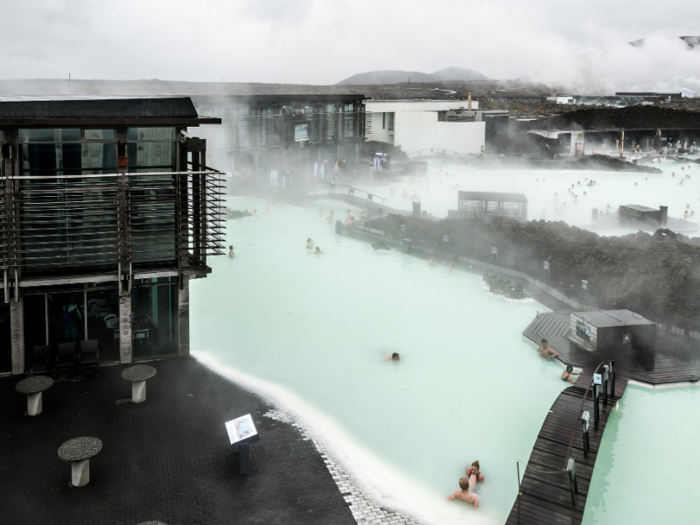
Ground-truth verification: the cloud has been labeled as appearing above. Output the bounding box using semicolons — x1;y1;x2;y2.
0;0;697;94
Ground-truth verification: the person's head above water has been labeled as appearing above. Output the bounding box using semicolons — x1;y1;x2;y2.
541;339;548;346
391;352;400;360
459;477;470;491
315;247;321;252
472;460;480;471
566;365;573;373
307;238;312;242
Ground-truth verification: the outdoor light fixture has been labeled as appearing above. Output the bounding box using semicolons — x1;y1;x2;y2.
622;333;631;344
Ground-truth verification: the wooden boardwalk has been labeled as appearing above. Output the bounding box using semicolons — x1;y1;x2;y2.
506;370;628;525
524;313;700;385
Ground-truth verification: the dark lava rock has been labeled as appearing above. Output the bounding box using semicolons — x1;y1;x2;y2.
575;155;662;174
367;214;700;331
226;208;252;220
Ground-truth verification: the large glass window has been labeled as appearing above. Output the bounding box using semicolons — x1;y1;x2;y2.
86;288;120;362
23;295;47;364
18;128;81;142
132;283;178;360
128;128;176;141
84;129;115;140
0;303;11;373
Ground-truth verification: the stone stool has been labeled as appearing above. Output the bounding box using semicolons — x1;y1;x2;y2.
122;365;157;403
16;375;54;416
58;437;103;487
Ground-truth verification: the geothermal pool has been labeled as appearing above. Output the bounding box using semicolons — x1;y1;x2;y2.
192;198;566;525
582;384;700;525
364;158;700;236
193;160;700;524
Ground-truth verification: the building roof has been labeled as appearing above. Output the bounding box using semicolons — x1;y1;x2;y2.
458;191;528;203
621;204;658;213
0;95;220;126
192;94;367;105
573;309;655;328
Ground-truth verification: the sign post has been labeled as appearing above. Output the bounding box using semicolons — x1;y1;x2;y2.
225;414;261;475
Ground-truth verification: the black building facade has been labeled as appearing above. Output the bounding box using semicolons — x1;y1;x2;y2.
0;96;224;375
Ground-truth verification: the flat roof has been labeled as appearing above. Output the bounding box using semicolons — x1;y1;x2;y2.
621;204;659;213
0;95;221;126
192;94;367;104
458;191;528;203
573;309;655;328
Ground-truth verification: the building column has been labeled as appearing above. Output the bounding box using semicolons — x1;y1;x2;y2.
10;297;24;375
119;294;132;364
178;276;190;357
355;142;360;164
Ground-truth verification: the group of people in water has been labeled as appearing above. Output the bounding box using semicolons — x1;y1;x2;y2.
448;461;484;507
537;338;581;384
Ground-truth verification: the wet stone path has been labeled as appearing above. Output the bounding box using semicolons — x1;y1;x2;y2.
0;358;381;525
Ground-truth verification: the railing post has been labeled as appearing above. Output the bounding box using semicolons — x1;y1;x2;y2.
516;460;521;490
580;411;590;458
610;360;616;399
602;365;609;405
566;458;578;508
593;383;600;429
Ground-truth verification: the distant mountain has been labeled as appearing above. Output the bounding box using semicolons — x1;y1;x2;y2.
336;67;489;85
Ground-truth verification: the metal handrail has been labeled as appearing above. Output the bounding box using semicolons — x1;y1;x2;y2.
562;359;613;468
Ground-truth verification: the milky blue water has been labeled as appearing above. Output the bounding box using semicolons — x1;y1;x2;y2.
192;198;565;524
192;157;700;524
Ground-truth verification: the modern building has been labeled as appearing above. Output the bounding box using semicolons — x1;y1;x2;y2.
191;94;367;178
0;96;224;375
365;100;509;156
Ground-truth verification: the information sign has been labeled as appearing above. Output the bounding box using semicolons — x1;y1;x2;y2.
225;414;258;445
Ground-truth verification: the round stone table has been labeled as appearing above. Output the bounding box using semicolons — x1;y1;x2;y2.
16;375;54;416
58;437;102;487
122;365;157;403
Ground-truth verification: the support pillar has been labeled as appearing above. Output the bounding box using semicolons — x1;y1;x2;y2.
71;460;90;487
132;381;146;403
10;296;24;375
355;142;360;164
178;276;190;357
119;294;132;364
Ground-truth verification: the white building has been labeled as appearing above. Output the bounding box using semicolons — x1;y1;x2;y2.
365;100;487;156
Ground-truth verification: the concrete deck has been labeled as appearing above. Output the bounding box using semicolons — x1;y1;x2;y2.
0;358;356;525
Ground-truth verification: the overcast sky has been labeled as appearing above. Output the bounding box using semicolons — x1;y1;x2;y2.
2;0;699;92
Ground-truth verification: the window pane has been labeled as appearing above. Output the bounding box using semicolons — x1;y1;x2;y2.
128;141;175;172
132;284;178;360
294;123;309;142
0;302;11;373
87;289;119;362
85;129;115;140
128;128;176;141
18;128;81;142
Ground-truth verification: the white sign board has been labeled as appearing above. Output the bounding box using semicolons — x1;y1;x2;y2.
225;414;258;445
593;373;602;385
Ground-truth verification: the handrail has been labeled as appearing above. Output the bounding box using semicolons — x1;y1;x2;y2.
2;170;221;180
562;359;613;468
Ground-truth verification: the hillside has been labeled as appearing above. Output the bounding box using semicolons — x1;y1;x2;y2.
336;67;488;85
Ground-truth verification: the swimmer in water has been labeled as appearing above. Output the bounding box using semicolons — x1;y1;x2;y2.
562;365;580;385
307;238;314;249
327;210;334;223
228;245;234;258
538;339;559;361
314;246;323;254
384;352;400;361
466;460;485;487
428;258;438;266
447;477;479;508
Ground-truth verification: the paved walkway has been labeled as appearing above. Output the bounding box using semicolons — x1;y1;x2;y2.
0;358;357;525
